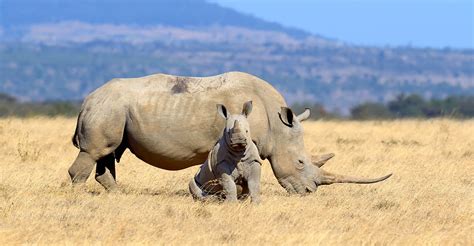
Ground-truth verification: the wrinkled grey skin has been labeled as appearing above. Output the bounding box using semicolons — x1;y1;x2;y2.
69;72;391;193
189;101;262;203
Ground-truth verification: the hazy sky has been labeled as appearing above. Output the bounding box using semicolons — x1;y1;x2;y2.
209;0;473;49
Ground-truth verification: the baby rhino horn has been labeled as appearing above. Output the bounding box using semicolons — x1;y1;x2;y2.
233;120;242;133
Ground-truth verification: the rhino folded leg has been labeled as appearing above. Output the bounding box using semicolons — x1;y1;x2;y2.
189;178;206;201
95;154;117;191
68;151;96;184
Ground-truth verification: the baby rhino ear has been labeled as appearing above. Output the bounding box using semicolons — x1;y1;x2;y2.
217;104;228;119
242;101;253;117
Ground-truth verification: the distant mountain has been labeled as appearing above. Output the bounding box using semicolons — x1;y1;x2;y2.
0;0;472;113
0;0;309;38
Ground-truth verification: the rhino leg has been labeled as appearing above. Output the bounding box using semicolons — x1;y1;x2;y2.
246;162;262;204
68;151;96;184
95;153;117;191
69;107;126;190
68;151;95;185
220;173;238;202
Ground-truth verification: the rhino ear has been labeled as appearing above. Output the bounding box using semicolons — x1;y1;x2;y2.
279;107;294;127
296;108;311;122
217;104;228;119
242;101;253;117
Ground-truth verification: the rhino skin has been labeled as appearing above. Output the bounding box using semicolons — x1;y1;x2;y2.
189;101;262;203
68;71;392;194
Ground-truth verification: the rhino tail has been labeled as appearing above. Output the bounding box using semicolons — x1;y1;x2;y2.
72;109;84;149
72;130;79;148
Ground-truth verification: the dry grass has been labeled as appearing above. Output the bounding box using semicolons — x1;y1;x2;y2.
0;118;472;245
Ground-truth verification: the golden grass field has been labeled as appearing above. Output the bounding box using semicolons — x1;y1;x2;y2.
0;118;472;245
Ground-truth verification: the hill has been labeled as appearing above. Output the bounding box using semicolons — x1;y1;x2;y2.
0;0;308;38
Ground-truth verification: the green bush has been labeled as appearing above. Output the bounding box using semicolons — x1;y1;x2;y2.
351;102;393;120
350;93;474;119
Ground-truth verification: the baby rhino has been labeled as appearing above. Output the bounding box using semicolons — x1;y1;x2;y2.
189;101;262;203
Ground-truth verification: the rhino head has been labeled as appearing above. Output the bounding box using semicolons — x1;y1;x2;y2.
217;101;253;152
269;107;392;194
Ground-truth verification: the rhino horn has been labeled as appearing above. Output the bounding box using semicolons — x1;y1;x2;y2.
316;169;392;185
311;153;335;167
233;120;241;133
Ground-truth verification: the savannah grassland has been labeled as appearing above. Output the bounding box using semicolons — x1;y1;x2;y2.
0;118;472;245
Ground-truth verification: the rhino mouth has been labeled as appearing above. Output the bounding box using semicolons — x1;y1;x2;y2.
277;177;316;194
229;137;247;150
305;184;317;193
231;141;246;147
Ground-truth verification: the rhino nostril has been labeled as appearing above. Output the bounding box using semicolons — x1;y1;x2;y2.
295;159;305;170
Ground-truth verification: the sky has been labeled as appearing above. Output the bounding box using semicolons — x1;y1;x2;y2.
209;0;473;49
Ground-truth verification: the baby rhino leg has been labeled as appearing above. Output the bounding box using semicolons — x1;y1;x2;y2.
216;162;238;202
246;161;262;204
220;173;238;202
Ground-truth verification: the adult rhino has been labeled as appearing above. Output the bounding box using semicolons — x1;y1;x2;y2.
68;71;391;194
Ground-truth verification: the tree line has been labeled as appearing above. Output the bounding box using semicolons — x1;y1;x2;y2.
281;93;474;120
0;93;81;117
1;92;473;119
350;94;474;119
